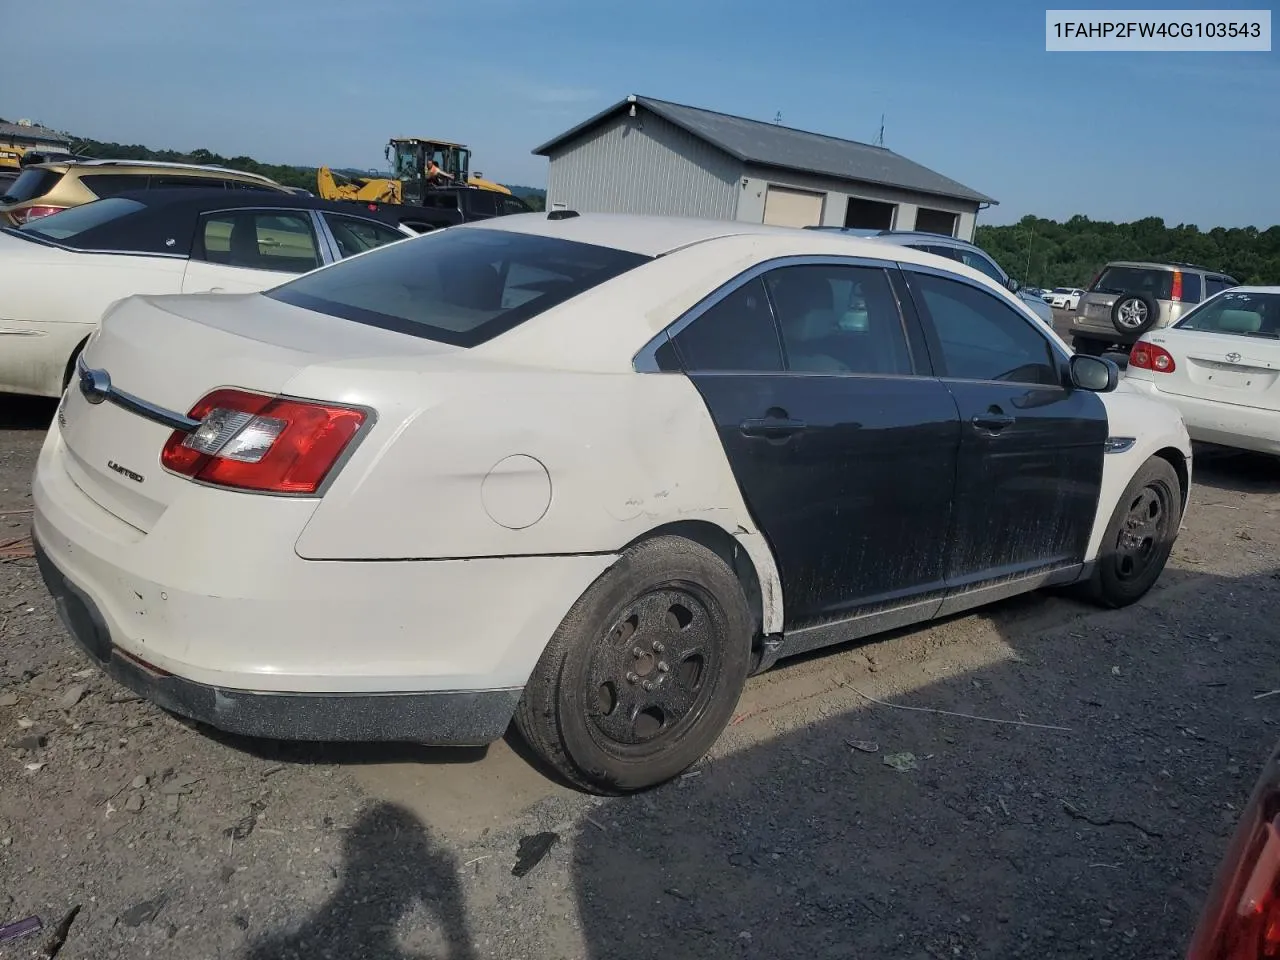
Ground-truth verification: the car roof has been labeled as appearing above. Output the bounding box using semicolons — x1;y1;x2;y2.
25;158;282;185
11;188;408;256
1103;259;1233;277
459;212;1003;266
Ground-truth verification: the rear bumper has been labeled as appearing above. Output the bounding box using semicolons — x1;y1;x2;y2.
1124;379;1280;455
35;534;520;745
31;423;617;743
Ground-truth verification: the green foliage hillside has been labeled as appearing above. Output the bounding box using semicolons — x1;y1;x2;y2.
976;215;1280;288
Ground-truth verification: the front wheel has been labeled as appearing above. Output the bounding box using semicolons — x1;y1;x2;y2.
515;536;752;794
1088;457;1182;608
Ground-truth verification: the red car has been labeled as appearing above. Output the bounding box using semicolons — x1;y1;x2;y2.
1187;743;1280;958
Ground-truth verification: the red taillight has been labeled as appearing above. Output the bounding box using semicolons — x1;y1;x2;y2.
11;205;66;224
1129;340;1177;373
160;388;366;494
1172;270;1185;302
1188;800;1280;960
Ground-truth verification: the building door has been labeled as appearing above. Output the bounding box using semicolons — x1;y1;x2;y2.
844;197;896;230
915;208;958;236
762;186;825;227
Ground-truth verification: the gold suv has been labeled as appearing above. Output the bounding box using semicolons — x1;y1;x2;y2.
0;159;290;226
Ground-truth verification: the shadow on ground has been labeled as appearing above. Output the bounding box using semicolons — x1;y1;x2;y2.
246;447;1280;959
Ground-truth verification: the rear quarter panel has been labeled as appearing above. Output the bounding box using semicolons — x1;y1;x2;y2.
287;362;786;632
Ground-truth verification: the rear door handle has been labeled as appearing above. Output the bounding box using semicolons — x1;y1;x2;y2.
971;413;1015;432
740;417;807;439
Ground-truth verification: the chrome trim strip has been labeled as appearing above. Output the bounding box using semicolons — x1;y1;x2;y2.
76;356;201;432
631;253;904;373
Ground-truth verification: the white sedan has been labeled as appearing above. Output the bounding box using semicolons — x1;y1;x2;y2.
33;212;1192;793
1124;286;1279;456
1047;287;1086;310
0;190;415;398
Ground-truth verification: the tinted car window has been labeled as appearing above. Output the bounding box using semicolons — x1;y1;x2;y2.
267;227;649;347
959;249;1006;283
1176;290;1280;338
152;175;226;190
199;211;321;273
764;265;912;375
910;272;1059;385
1204;276;1234;298
673;277;783;372
322;213;406;258
78;173;149;198
1090;266;1176;300
1179;272;1203;303
15;197;146;241
1;168;63;203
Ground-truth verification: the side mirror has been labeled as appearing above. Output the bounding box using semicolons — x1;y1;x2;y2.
1069;354;1119;392
1006;277;1021;293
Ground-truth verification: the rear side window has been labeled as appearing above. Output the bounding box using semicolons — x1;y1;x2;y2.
500;196;531;215
321;212;407;258
1;168;63;204
78;173;149;198
1179;272;1203;303
267;227;650;347
153;174;225;190
673;277;784;372
1091;266;1176;300
467;191;499;217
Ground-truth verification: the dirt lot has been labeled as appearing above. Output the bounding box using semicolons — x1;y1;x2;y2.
1;376;1278;960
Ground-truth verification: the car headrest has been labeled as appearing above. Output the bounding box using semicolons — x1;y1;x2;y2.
1217;309;1262;334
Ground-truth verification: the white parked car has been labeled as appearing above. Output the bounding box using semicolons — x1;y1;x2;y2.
0;190;415;398
1124;286;1279;456
33;212;1193;793
1047;287;1085;310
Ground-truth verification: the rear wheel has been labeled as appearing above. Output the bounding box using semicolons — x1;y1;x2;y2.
1088;457;1182;608
515;536;752;794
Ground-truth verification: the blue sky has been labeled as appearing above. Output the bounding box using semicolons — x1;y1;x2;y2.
2;0;1276;227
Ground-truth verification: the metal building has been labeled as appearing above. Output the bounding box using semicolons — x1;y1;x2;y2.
0;120;71;171
531;95;996;241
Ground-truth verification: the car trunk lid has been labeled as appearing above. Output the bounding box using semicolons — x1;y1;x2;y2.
57;292;453;532
1149;330;1280;409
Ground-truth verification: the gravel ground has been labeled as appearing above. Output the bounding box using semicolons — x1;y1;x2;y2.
1;389;1278;960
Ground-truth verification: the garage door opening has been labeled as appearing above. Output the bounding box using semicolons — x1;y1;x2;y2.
914;208;958;236
762;186;824;228
844;197;896;230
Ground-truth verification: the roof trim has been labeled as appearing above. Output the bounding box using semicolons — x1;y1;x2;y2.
532;95;996;206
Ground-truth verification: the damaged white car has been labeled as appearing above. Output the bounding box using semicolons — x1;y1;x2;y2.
33;212;1192;793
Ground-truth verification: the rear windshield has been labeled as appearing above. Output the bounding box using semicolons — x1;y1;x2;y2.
267;227;651;347
1176;290;1280;338
0;168;63;204
15;197;146;242
1090;265;1203;303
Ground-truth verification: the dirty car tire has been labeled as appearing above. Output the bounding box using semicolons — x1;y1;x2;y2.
514;536;752;794
1110;293;1160;336
1089;457;1182;609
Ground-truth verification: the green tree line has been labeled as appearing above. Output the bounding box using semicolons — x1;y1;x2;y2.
976;214;1280;288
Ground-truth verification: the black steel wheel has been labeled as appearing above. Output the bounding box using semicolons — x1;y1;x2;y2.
515;536;752;794
1089;456;1182;608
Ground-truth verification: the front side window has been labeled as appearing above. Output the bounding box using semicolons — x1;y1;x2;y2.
500;196;531;215
321;213;407;258
1204;276;1235;298
199;211;321;273
909;271;1060;385
267;227;649;347
764;264;912;375
672;277;784;372
1176;290;1280;338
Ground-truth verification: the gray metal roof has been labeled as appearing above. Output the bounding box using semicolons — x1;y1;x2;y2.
0;121;70;145
532;95;996;206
